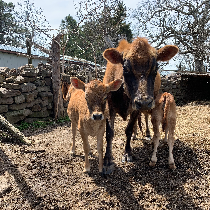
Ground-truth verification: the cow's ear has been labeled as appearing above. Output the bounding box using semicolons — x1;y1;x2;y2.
70;77;85;91
103;48;123;64
157;45;179;61
106;79;122;92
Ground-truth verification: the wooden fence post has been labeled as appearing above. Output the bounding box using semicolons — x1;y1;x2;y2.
51;33;65;119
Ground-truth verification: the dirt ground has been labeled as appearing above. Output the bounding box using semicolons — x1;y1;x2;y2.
0;101;210;210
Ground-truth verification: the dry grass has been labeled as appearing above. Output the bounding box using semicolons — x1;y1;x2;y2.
0;102;210;209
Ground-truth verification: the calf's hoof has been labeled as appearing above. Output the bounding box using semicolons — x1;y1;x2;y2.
122;154;133;163
70;151;75;156
149;160;156;167
169;163;176;169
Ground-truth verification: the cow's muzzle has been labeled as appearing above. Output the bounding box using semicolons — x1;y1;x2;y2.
91;112;104;121
134;97;155;110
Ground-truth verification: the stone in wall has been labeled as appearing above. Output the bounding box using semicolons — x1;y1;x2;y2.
24;91;38;103
29;107;49;118
1;83;21;90
0;97;13;104
0;88;21;98
5;109;32;124
0;75;4;84
31;104;42;112
0;67;10;76
15;95;25;104
0;105;8;113
21;83;37;93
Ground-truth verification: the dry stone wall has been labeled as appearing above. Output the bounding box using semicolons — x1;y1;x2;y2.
161;73;189;105
0;63;194;125
0;64;53;124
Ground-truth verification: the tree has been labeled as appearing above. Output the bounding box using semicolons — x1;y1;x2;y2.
60;15;85;59
61;0;133;64
15;0;51;49
0;0;17;45
132;0;210;73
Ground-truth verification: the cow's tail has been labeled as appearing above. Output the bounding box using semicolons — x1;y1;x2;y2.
161;93;171;132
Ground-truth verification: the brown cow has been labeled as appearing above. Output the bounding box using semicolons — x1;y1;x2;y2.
102;37;178;174
66;77;122;173
149;92;177;169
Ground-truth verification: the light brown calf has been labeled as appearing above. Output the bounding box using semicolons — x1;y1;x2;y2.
67;77;122;173
149;92;177;169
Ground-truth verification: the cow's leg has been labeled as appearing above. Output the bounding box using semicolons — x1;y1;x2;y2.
122;110;139;162
149;113;161;167
144;112;151;138
103;112;116;174
132;113;143;139
137;113;144;137
97;128;105;174
168;119;176;169
71;122;77;155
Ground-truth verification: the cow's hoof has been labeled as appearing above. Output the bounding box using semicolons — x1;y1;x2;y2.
102;162;115;175
122;154;133;163
149;161;156;167
169;163;176;169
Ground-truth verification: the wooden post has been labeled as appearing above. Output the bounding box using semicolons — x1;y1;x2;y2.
51;33;65;119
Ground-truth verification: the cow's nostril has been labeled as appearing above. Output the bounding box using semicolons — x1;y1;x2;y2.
92;114;103;120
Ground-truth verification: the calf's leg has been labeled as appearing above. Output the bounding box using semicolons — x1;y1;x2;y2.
71;122;77;154
97;129;105;173
168;119;176;169
80;130;90;172
150;113;161;167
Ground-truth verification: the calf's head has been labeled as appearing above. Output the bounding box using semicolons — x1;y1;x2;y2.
71;77;122;120
103;37;179;111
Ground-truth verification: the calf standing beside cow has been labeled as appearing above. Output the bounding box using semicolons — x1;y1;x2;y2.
62;37;178;174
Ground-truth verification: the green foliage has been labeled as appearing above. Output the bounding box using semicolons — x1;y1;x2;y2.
16;116;70;131
0;0;16;44
60;0;133;64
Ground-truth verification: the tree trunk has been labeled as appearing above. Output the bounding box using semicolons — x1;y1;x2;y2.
26;38;32;65
0;115;31;144
51;34;65;119
195;59;205;73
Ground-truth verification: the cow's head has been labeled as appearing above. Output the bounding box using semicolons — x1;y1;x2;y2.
103;37;179;111
70;77;122;120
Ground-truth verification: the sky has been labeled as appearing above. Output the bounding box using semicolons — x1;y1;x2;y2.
3;0;178;71
4;0;140;37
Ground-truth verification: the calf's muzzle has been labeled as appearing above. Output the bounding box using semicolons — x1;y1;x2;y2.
91;112;104;121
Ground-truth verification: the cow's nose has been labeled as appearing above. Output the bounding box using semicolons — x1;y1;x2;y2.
135;98;154;110
92;113;103;120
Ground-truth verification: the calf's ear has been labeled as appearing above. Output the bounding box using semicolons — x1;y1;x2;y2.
157;45;179;62
106;79;122;92
103;48;123;64
70;77;85;91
